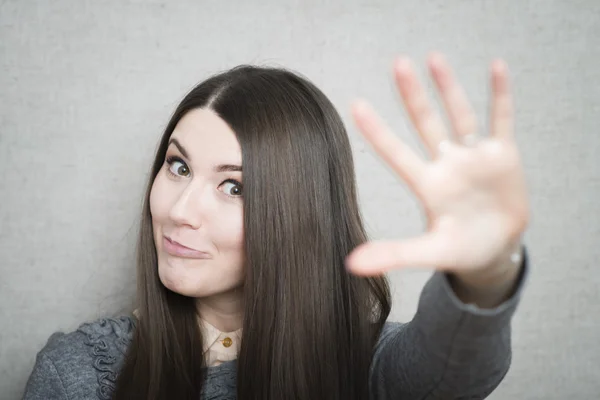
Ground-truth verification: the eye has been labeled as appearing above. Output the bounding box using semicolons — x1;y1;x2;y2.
219;179;243;198
165;156;190;177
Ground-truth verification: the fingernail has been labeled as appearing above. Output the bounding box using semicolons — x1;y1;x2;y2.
344;257;354;271
352;100;369;116
428;52;445;68
492;59;507;74
394;57;411;72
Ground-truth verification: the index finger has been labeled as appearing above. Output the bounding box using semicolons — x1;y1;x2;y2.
351;100;426;193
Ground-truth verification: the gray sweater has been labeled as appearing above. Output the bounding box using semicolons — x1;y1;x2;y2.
22;255;528;400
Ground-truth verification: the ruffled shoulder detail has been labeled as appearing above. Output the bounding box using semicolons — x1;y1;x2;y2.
76;315;238;399
77;316;136;400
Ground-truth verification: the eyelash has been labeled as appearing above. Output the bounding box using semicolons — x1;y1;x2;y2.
164;155;243;198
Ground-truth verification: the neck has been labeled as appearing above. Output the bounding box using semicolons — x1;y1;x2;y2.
195;288;244;332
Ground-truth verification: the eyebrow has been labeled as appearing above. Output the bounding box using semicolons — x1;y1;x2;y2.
168;137;242;173
169;138;189;159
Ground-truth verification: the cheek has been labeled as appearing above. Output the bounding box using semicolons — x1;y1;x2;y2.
149;175;175;245
215;207;245;256
149;175;169;222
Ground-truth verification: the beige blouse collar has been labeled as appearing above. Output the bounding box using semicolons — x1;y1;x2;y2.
132;309;242;366
199;318;243;366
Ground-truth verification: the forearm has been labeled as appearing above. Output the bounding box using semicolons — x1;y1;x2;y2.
370;251;529;400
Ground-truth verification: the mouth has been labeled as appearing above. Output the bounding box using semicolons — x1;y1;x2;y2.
163;236;212;259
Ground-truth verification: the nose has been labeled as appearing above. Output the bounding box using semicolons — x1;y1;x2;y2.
168;182;206;229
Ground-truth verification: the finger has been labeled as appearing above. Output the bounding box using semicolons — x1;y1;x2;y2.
345;233;457;275
490;59;514;140
393;57;449;158
351;100;426;192
428;52;479;141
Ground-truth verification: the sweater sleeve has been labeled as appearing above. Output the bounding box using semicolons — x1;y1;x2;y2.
22;352;69;400
369;246;529;400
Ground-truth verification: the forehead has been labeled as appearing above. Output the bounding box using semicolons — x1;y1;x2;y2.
171;108;242;162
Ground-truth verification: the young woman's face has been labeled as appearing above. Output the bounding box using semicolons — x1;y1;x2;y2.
150;108;245;299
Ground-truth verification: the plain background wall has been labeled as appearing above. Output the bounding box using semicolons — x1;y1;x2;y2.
1;0;598;399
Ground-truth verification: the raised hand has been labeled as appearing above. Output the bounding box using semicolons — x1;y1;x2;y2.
345;53;529;283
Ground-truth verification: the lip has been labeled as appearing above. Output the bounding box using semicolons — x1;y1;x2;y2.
163;236;212;259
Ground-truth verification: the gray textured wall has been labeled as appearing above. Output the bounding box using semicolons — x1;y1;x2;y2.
1;1;599;399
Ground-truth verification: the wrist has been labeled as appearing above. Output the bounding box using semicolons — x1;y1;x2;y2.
448;242;524;308
454;241;523;289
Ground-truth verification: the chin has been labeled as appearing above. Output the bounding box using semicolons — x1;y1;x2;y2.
158;267;199;297
157;262;226;298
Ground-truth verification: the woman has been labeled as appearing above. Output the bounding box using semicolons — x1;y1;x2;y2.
23;53;529;400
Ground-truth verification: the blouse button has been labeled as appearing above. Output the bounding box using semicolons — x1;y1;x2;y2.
222;337;233;348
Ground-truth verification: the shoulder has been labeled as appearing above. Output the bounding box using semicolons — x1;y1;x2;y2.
41;315;136;367
372;321;407;365
377;321;405;345
26;315;136;400
75;314;137;351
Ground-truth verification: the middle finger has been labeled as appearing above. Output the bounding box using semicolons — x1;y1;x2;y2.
393;57;449;158
428;53;479;141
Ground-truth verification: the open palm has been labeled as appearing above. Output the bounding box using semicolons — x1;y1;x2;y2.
346;53;529;276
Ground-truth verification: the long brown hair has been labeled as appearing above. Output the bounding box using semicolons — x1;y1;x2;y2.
112;65;391;400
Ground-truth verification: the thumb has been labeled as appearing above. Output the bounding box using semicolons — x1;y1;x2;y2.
345;233;454;276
